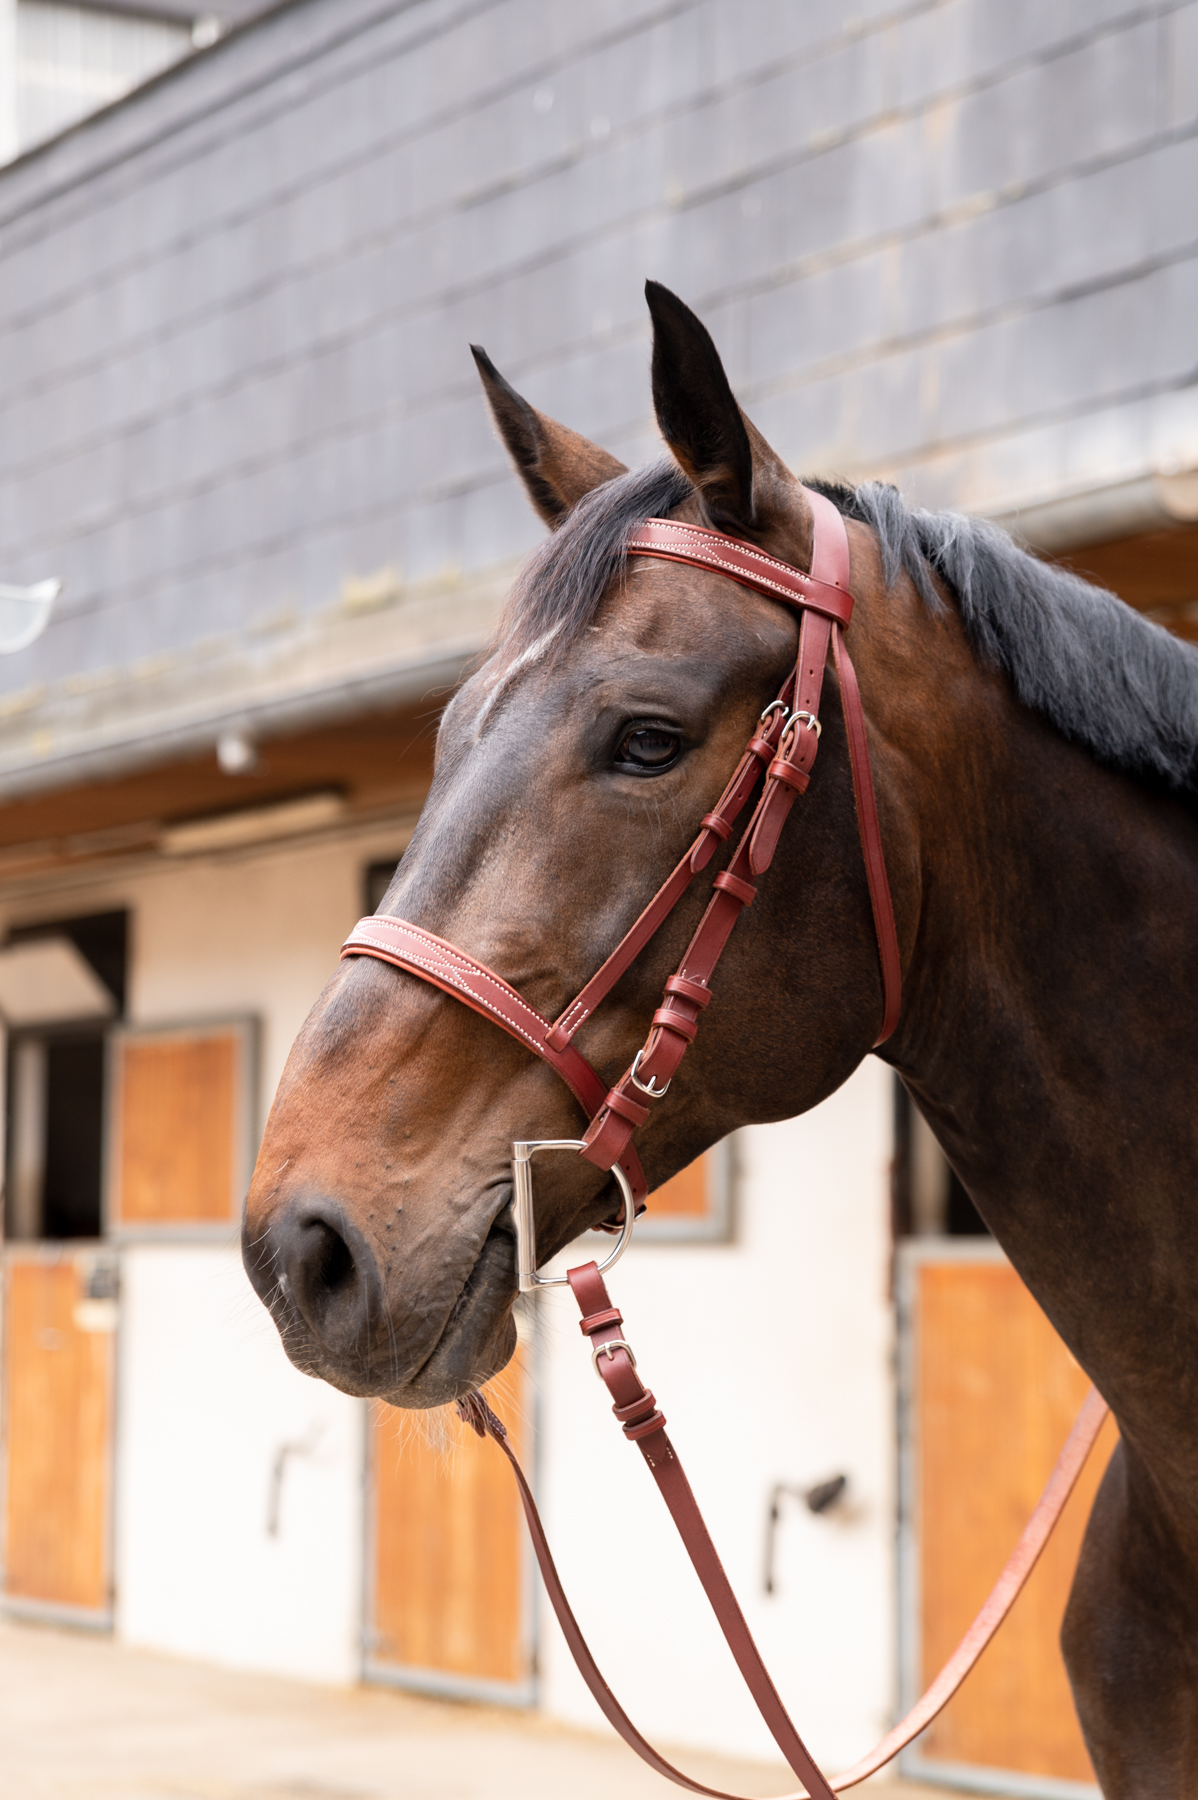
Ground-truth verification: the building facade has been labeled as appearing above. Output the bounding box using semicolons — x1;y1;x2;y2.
0;2;1195;1792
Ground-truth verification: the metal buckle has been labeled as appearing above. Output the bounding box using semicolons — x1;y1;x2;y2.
759;699;790;726
783;709;821;746
510;1140;636;1293
630;1047;671;1098
591;1337;637;1379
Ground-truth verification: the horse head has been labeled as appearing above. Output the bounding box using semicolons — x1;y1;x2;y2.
242;282;933;1406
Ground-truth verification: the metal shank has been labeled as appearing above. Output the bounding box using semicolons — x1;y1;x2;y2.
511;1139;636;1291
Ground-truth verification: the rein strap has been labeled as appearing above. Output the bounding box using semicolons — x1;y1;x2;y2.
459;1283;1110;1799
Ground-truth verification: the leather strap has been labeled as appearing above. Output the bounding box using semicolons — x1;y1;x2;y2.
625;519;853;624
340;916;649;1207
832;631;902;1044
544;694;793;1053
458;1281;1110;1799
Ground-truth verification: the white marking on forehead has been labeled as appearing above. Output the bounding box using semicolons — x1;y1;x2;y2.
472;619;566;740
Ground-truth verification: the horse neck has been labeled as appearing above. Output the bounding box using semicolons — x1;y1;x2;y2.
885;619;1198;1433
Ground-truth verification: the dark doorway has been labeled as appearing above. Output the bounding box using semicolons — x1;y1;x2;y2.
3;911;128;1242
891;1077;990;1239
364;855;405;916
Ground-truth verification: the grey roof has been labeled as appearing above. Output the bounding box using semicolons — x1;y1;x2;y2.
0;0;1196;796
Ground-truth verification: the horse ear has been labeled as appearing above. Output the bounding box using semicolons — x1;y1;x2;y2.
471;346;627;528
646;281;794;537
646;281;754;533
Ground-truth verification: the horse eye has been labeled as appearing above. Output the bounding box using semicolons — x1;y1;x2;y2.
616;726;682;772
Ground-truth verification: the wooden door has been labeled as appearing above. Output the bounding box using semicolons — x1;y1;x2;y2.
1;1249;117;1622
106;1020;255;1233
366;1339;532;1701
901;1244;1118;1791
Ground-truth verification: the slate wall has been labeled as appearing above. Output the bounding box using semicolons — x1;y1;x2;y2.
1;0;1195;713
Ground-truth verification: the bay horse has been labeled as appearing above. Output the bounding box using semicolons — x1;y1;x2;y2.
244;282;1198;1796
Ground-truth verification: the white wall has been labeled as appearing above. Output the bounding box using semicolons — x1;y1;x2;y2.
116;1244;364;1684
126;824;407;1114
533;1059;896;1771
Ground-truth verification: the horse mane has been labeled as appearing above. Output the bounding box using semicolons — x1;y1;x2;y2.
494;461;691;669
822;478;1198;800
494;459;1198;800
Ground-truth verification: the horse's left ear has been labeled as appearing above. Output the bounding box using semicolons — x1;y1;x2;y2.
646;281;795;536
472;345;628;528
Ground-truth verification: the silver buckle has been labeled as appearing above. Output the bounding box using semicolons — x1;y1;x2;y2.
591;1337;637;1379
630;1047;670;1098
510;1140;636;1294
783;709;821;749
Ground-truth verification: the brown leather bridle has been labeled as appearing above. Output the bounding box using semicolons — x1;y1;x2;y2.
341;492;1108;1798
343;491;901;1217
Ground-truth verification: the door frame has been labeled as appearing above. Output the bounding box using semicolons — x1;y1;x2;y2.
896;1238;1099;1800
360;1295;540;1707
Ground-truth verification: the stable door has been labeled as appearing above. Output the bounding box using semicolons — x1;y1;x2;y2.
366;1337;533;1701
1;1247;118;1623
900;1242;1118;1794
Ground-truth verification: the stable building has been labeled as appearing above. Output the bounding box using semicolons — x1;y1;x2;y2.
1;4;1195;1796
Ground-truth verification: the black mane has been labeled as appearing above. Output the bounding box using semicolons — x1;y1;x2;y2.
496;462;1198;800
495;461;691;666
828;479;1198;799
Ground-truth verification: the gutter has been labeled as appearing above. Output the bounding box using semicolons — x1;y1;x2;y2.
0;559;511;805
987;468;1198;555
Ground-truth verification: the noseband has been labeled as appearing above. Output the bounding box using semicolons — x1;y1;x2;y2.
338;492;1108;1799
342;489;901;1234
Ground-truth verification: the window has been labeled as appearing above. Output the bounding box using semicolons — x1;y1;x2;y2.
2;911;127;1242
364;857;403;916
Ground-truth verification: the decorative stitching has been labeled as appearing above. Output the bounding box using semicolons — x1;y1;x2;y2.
627;521;851;612
345;930;551;1053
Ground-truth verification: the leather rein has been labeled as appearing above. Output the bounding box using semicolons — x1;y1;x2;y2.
341;490;1108;1797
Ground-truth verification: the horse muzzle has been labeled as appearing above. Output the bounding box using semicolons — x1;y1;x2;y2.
242;1192;519;1406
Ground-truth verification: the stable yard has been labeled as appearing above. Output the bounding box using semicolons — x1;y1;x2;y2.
0;1618;948;1800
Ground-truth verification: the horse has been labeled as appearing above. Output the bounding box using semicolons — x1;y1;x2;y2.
243;281;1198;1796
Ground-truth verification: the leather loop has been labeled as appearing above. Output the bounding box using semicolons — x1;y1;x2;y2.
712;870;756;906
342;488;901;1217
651;1006;698;1041
601;1087;651;1127
578;1306;623;1336
766;758;810;794
664;974;714;1008
623;1408;669;1442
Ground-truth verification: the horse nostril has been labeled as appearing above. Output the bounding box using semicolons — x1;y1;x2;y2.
250;1200;384;1363
308;1219;355;1295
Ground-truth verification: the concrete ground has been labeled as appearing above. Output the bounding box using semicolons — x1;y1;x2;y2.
0;1618;955;1800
